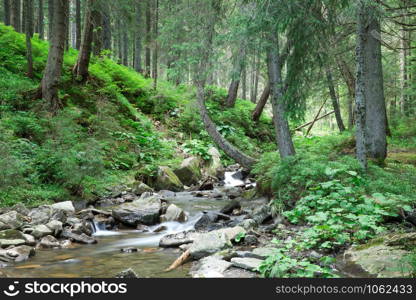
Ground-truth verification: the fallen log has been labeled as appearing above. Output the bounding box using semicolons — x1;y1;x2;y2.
165;249;191;272
294;110;335;132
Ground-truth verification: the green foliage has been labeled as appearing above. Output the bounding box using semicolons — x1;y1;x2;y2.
259;239;337;278
183;139;212;160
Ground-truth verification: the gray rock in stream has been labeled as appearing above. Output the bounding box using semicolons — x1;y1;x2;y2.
159;231;198;248
6;245;35;262
0;211;27;230
160;204;187;223
112;196;162;226
61;230;97;244
38;235;60;249
190;256;232;278
231;257;263;272
115;268;139;278
0;229;27;248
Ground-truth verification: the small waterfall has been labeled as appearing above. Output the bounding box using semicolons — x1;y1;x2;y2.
224;171;245;187
91;220;124;237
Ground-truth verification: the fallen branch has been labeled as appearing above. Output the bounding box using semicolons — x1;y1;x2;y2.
294;110;335;132
165;249;191;272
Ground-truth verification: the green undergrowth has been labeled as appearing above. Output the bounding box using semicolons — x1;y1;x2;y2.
0;24;273;206
254;132;416;278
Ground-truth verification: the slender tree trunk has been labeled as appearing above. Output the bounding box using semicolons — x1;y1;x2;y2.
22;0;27;33
241;65;247;100
252;82;270;121
40;0;69;112
225;46;246;107
325;65;346;132
145;0;151;77
152;0;158;89
102;3;111;51
252;50;260;103
11;0;21;32
337;59;355;129
122;28;128;66
267;32;295;159
133;3;142;73
25;0;34;78
75;0;81;49
92;8;103;56
73;0;95;82
4;0;10;25
37;0;44;39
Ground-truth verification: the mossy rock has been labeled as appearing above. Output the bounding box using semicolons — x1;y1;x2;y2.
174;157;202;186
154;166;183;192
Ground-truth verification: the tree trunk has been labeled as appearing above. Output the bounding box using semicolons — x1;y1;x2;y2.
37;0;44;39
24;0;34;78
325;66;345;132
92;8;103;56
152;0;158;89
122;28;128;66
22;0;27;34
225;46;246;107
133;2;142;73
4;0;10;25
47;0;54;40
252;82;270;122
75;0;81;49
241;65;247;100
267;32;295;159
11;0;21;32
145;0;151;78
102;2;111;51
360;2;387;163
73;0;95;82
40;0;69;112
337;59;355;130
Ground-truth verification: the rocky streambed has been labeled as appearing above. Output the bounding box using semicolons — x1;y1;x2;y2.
0;165;414;278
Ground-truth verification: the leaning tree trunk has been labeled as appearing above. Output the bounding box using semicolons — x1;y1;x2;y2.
360;1;387;163
267;32;295;159
4;0;10;25
197;85;257;169
252;82;270;121
73;0;95;82
325;65;346;132
40;0;69;112
225;46;246;107
24;0;34;78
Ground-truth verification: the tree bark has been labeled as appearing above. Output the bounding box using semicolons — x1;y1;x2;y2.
102;3;111;51
73;0;95;82
11;0;21;32
241;65;247;100
267;32;295;159
4;0;10;25
40;0;69;112
225;46;246;107
337;59;355;130
152;0;159;89
133;2;142;73
145;0;151;77
92;7;103;56
251;82;270;122
24;0;34;78
75;0;81;49
47;0;54;40
37;0;44;39
325;65;346;132
122;28;128;66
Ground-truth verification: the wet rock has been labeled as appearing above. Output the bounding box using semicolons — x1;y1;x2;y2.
39;235;61;249
0;211;27;230
242;234;258;245
189;231;231;259
154;166;183;192
190;256;232;278
120;247;138;253
60;240;72;248
174;157;202;186
51;201;75;214
31;224;53;239
61;230;97;244
153;226;167;233
22;234;36;246
159;230;197;248
194;212;218;231
72;221;93;236
205;147;224;178
231;257;262;271
28;206;66;225
115;268;139;278
112;196;162;226
132;182;154;195
179;244;191;251
136;224;150;232
66;217;82;227
252;205;272;225
46;220;63;236
220;200;241;215
6;245;35;262
241;219;256;230
160;204;187;223
157;190;176;199
0;230;27;248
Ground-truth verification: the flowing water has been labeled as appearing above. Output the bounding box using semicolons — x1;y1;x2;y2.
2;189;238;278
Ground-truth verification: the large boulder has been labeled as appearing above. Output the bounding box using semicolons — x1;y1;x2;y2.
0;230;27;248
46;220;63;236
174;157;202;186
204;147;224;178
28;205;67;225
112;196;161;227
132;182;154;195
51;201;75;214
154;166;183;192
38;235;61;249
190;256;232;278
159;230;198;248
0;211;27;230
160;204;187;223
31;225;53;239
341;233;416;278
188;226;246;260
